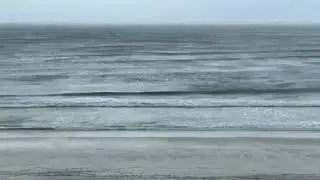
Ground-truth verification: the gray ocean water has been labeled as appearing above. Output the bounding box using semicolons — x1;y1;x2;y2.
1;25;320;131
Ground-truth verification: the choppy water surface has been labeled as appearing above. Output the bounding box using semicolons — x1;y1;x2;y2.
1;25;320;130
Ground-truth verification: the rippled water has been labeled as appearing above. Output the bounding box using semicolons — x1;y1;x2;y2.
1;25;320;130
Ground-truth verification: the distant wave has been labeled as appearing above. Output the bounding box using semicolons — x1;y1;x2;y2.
44;53;320;60
1;88;320;97
1;126;320;132
1;105;320;109
143;50;320;57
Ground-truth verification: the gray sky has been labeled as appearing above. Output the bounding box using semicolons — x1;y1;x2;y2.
1;0;320;24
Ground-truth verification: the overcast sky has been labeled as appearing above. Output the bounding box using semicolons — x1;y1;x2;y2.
1;0;319;24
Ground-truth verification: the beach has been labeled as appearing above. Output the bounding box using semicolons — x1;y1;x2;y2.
1;131;320;179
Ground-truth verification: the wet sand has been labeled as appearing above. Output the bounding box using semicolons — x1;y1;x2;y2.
1;131;320;179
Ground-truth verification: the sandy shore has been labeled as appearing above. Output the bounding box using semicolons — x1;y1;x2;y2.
1;131;320;179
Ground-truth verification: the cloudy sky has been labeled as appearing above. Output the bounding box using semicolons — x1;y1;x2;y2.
1;0;319;24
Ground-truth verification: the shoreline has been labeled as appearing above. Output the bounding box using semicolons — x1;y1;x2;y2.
1;130;320;138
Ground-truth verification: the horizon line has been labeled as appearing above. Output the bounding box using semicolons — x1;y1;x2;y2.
1;22;320;26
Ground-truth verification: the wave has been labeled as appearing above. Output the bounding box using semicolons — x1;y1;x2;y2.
0;127;55;131
1;105;320;109
1;126;320;132
1;88;320;98
145;51;320;57
43;53;320;60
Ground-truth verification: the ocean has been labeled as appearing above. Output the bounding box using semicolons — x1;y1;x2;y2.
1;25;320;179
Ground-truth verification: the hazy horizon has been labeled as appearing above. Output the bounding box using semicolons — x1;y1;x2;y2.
1;22;320;26
1;0;320;25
